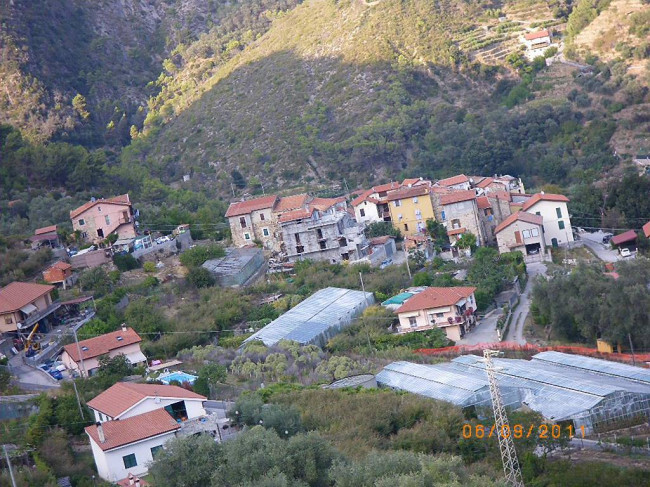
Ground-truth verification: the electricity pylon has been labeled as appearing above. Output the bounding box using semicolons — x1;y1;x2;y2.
484;349;524;487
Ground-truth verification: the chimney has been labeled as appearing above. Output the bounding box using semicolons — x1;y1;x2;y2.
135;479;141;487
121;323;127;332
129;474;135;485
96;422;105;443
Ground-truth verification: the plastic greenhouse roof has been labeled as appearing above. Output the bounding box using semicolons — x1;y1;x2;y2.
532;351;650;384
243;287;374;346
376;352;650;422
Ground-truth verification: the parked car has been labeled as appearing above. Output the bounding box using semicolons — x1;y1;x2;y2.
379;258;393;269
49;370;63;380
528;247;540;255
602;234;613;244
620;248;632;257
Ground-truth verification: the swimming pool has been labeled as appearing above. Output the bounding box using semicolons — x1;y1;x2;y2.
159;371;198;385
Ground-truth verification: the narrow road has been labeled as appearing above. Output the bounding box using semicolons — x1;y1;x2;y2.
8;353;60;390
458;310;500;345
579;230;620;263
504;261;547;344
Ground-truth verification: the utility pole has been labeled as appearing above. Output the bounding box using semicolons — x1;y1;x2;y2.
404;247;412;279
3;444;17;487
231;182;236;198
359;272;368;305
72;380;85;420
73;328;87;378
628;333;636;366
484;349;524;487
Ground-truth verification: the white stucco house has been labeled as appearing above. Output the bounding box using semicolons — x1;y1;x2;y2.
85;383;207;482
520;193;573;247
62;326;147;378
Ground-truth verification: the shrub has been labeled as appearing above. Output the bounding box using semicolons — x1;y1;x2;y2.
143;261;156;273
113;253;139;271
188;266;216;288
180;244;225;267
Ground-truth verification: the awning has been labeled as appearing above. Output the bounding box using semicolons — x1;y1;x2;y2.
20;303;38;315
126;350;147;364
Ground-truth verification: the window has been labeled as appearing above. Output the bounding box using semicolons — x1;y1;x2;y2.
435;312;444;318
97;229;104;238
78;219;85;226
260;213;265;221
556;207;562;218
104;215;110;225
97;206;102;213
404;223;409;231
413;197;418;203
122;453;137;469
522;229;531;239
81;232;88;239
244;233;251;240
394;200;402;207
319;241;327;250
262;228;270;237
531;228;539;237
558;221;565;230
360;208;366;217
316;229;324;239
151;445;163;458
4;316;12;325
239;217;247;228
408;317;417;327
536;212;541;216
441;211;446;221
451;219;461;229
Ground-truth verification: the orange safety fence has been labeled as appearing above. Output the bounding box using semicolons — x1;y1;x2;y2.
415;342;650;366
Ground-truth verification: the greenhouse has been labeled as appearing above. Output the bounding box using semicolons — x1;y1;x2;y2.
243;287;374;347
376;352;650;434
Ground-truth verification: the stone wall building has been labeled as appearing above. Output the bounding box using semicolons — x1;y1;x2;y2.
495;211;546;258
440;190;485;246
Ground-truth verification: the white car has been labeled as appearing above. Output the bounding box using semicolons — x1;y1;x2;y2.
620;248;631;257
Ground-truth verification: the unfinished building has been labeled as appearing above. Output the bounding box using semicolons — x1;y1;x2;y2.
376;351;650;435
201;247;264;287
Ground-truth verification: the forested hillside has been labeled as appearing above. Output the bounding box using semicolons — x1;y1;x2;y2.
0;0;649;235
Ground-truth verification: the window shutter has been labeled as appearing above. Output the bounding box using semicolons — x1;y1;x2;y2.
515;231;522;244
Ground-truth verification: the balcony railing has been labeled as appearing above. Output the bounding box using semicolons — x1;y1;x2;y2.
18;300;61;330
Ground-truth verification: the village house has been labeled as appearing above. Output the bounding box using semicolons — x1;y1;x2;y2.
475;175;525;195
0;282;58;334
436;174;471;191
224;195;280;251
520;193;573;247
85;383;207;482
439;190;485;246
43;261;76;289
522;29;552;60
351;189;383;224
495;211;546;259
71;194;136;244
61;326;146;377
279;198;367;263
395;287;477;341
29;224;60;249
385;185;436;236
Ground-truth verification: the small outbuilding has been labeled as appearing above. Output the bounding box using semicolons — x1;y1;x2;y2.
201;247;264;287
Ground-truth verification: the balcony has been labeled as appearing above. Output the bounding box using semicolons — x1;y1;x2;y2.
18;300;62;330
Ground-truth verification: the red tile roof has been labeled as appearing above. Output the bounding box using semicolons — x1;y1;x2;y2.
494;211;543;234
447;227;466;236
396;286;477;313
87;382;206;418
643;221;650;239
476;196;491;210
521;193;569;212
275;194;310;212
370;236;392;245
372;182;401;193
310;197;346;211
611;229;637;246
384;185;430;201
0;282;55;314
440;190;476;206
70;194;131;219
524;29;550;41
85;408;180;451
278;207;315;223
493;191;512;202
437;174;469;187
351;189;374;207
475;178;494;189
51;261;72;271
402;178;421;186
63;327;142;362
34;224;57;235
225;195;278;218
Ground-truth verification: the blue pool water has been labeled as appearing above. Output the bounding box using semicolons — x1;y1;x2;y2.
160;371;197;385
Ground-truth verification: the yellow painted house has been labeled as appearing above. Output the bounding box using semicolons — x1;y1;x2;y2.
385;186;436;236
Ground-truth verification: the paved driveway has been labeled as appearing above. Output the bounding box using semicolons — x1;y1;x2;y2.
579;231;620;262
8;354;60;390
